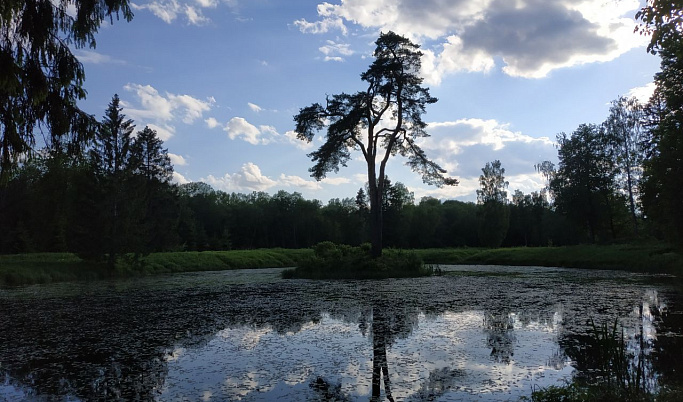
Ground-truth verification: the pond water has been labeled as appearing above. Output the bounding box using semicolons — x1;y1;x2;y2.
1;265;682;401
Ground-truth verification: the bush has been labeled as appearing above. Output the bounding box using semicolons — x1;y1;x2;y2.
283;242;432;279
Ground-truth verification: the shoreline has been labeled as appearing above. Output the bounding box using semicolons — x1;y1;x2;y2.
1;243;681;287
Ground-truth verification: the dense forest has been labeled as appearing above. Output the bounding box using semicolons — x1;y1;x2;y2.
1;2;682;263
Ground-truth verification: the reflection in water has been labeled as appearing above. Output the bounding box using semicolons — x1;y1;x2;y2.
484;310;516;364
0;266;682;400
371;307;395;401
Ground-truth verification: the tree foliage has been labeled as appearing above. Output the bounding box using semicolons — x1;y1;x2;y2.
476;160;510;248
477;160;509;204
0;0;133;184
603;96;644;235
640;37;683;243
294;31;457;256
551;124;626;242
636;0;683;54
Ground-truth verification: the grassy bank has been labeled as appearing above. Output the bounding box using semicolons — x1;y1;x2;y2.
0;249;313;286
1;243;681;286
414;242;683;274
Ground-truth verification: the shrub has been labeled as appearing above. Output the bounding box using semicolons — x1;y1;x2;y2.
284;242;432;279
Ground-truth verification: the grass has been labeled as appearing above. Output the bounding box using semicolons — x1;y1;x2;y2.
415;243;683;274
0;249;313;286
1;242;681;286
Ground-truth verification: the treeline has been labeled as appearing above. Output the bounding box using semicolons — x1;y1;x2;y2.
0;97;576;258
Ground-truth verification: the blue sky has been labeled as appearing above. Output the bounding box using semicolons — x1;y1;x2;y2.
74;0;660;203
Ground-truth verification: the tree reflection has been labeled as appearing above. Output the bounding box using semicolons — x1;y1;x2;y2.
483;310;516;363
371;307;395;401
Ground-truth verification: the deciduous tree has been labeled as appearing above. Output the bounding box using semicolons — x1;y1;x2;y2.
294;32;457;257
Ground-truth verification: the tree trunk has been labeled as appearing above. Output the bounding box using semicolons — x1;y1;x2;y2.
369;184;383;258
368;167;383;258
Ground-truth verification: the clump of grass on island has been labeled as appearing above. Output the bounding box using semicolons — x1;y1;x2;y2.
282;241;433;280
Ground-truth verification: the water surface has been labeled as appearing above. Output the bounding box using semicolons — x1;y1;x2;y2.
1;265;681;401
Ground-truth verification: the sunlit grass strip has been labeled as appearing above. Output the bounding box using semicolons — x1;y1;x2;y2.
415;243;683;274
1;243;681;286
0;249;314;286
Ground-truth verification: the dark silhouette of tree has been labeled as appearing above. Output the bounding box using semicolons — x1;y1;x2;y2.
638;4;683;244
0;0;133;184
294;31;457;257
477;160;509;204
551;124;626;242
604;96;644;236
83;95;142;267
477;160;510;248
636;0;683;54
130;126;173;184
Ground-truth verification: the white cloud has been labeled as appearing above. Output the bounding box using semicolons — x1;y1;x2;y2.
132;0;182;24
200;163;351;193
627;82;656;103
185;4;209;25
426;118;553;154
122;83;214;140
298;0;647;82
322;177;351;185
132;0;231;25
144;123;175;142
172;171;191;185
319;40;354;61
248;102;263;112
284;130;314;150
168;153;187;166
73;50;126;65
202;163;277;192
278;174;322;190
205;117;220;129
293;3;348;35
221;118;310;149
224;117;266;145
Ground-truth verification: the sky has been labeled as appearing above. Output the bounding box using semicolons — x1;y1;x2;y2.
73;0;661;204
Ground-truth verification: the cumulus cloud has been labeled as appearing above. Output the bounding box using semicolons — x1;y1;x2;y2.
121;83;214;140
200;163;349;193
404;117;557;200
217;117;312;149
627;82;656;103
284;130;314;150
294;3;348;35
168;153;187;166
278;174;322;190
172;171;191;185
224;117;268;145
322;177;351;185
205;117;220;128
297;0;647;82
202;163;277;192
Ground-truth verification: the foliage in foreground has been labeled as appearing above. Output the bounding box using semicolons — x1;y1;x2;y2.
529;319;683;402
282;242;432;279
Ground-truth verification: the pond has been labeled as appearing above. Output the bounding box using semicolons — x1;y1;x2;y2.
1;265;682;401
